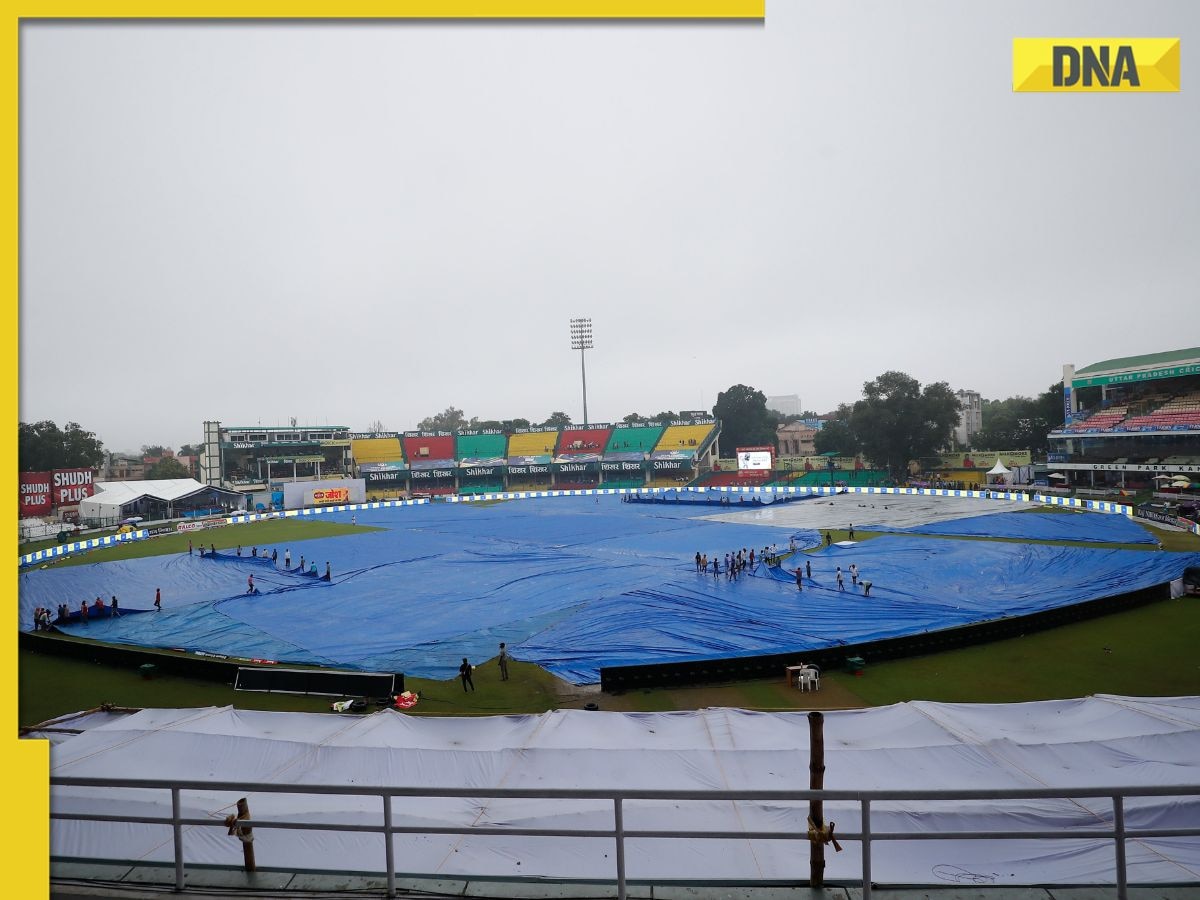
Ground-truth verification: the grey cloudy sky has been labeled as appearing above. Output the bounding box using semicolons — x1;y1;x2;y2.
19;2;1199;453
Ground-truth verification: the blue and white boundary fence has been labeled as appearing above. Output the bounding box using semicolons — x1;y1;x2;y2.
20;487;1197;568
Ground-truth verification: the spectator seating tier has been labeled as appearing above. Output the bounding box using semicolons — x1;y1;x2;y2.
507;431;561;458
605;426;664;454
351;438;405;465
557;428;611;455
456;433;508;460
401;435;455;463
655;424;716;452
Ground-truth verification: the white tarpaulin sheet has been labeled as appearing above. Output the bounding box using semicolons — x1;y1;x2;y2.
44;696;1200;885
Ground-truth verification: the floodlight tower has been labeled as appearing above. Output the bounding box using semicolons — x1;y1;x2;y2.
569;318;594;426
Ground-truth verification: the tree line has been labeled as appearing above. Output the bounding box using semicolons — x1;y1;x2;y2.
19;422;199;479
22;376;1063;481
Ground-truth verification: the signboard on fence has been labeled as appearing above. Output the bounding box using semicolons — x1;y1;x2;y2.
312;487;350;504
737;446;774;471
53;468;95;506
20;471;52;516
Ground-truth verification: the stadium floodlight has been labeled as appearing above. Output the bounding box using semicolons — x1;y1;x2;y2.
569;318;594;426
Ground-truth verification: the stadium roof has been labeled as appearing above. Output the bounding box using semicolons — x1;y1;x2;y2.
1075;346;1200;376
223;424;349;431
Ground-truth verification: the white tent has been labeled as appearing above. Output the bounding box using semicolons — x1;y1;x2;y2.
79;479;242;521
986;459;1012;485
40;696;1200;885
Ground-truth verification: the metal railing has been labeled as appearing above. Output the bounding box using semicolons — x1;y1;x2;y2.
49;777;1200;899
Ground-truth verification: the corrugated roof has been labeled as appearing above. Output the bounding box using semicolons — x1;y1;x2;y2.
1075;346;1200;376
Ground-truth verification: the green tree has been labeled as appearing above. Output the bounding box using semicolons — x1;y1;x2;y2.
418;407;469;432
813;405;858;456
849;372;959;476
178;443;201;458
1035;382;1066;434
621;412;648;424
146;457;190;479
19;421;105;471
651;411;677;423
140;444;168;457
542;411;573;428
712;384;778;450
975;383;1065;455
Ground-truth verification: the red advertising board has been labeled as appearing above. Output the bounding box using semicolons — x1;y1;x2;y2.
20;471;53;516
53;468;96;506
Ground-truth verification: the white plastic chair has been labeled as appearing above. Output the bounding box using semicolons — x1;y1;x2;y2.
797;667;821;692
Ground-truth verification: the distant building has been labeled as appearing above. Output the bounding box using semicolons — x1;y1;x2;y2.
776;421;817;456
766;394;802;418
104;452;146;481
955;390;983;447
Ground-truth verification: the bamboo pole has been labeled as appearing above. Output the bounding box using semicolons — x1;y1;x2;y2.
808;710;825;888
226;797;256;872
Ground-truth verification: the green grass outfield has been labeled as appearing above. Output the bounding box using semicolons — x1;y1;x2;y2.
20;518;379;569
16;512;1200;727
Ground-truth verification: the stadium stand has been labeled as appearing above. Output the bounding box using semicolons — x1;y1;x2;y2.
1065;405;1129;431
456;433;508;461
458;481;505;495
655;423;715;452
402;435;455;464
647;476;691;488
415;485;456;496
1052;348;1200;489
786;469;890;487
767;471;807;487
601;479;645;489
694;470;771;488
507;430;560;458
605;425;664;454
1123;390;1200;429
557;428;611;455
350;437;405;466
506;481;549;492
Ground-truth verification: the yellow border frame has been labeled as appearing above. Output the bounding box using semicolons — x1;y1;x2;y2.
6;3;763;894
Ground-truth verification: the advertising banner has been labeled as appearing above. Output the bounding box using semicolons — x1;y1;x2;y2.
364;471;406;485
936;451;1033;470
458;466;502;478
409;468;454;480
601;460;647;473
52;468;95;506
508;464;551;477
552;460;599;474
20;472;52;517
650;459;691;472
358;461;408;473
737;447;774;471
312;487;350;504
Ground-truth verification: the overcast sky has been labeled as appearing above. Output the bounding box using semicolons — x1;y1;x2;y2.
19;2;1199;453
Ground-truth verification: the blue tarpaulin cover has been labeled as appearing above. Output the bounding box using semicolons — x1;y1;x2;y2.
863;511;1159;544
18;498;1197;683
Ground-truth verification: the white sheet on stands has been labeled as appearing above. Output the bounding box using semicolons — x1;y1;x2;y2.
44;696;1200;885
